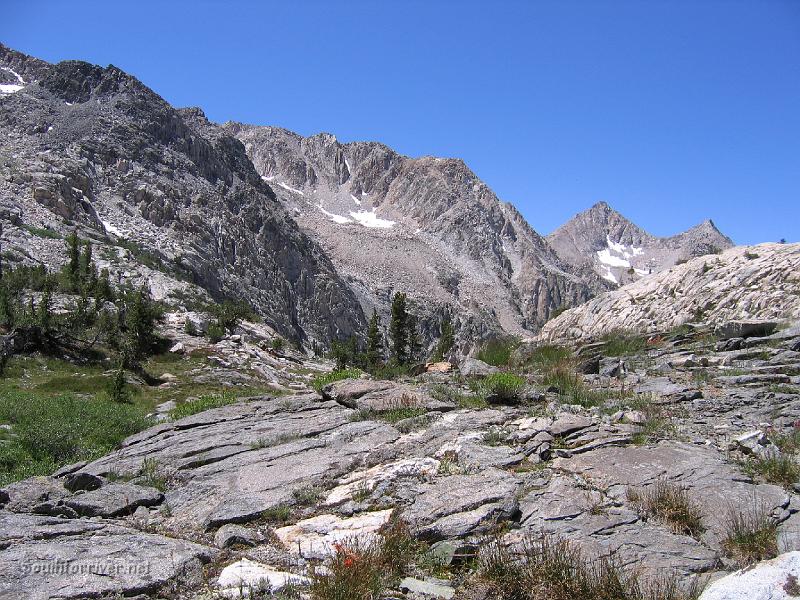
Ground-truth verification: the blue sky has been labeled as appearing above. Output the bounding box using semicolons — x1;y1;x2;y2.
3;1;798;244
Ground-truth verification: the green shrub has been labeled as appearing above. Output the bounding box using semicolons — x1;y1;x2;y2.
742;454;800;490
206;322;225;343
311;368;362;393
0;391;149;486
627;481;704;538
106;366;131;404
478;373;526;402
169;392;236;420
23;225;63;239
600;331;648;357
476;534;700;600
722;502;778;566
523;344;573;371
476;338;520;367
272;337;285;351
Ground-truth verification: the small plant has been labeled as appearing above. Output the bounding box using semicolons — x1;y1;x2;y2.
627;480;704;538
600;331;648;357
183;319;198;336
139;457;167;492
475;534;700;600
430;384;488;409
769;384;799;395
250;432;300;449
271;337;285;352
523;344;572;371
292;485;323;506
478;373;526;403
742;454;800;490
483;428;508;447
311;368;362;393
206;322;225;343
744;251;760;260
169;391;237;420
721;501;778;566
476;338;520;367
106;365;131;404
310;515;418;599
261;504;292;524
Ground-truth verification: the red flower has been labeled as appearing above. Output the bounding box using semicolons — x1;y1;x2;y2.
343;557;354;568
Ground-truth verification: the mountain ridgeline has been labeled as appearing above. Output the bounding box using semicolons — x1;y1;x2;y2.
1;43;731;350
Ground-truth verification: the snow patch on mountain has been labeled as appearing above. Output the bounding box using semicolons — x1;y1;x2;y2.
349;209;395;229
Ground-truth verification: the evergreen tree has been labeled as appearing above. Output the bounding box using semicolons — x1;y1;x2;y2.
65;231;80;290
79;241;93;283
390;292;409;365
365;310;383;367
124;285;158;365
0;284;14;329
36;287;52;331
107;364;131;403
432;313;454;362
407;313;421;364
94;268;114;303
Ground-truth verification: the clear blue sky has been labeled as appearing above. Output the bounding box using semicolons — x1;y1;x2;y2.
3;1;799;244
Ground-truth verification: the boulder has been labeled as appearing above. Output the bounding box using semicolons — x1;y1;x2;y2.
716;320;779;340
548;414;594;437
63;482;163;517
399;576;456;599
274;509;394;558
214;524;262;548
0;512;215;600
63;472;103;493
217;559;308;598
459;358;500;377
169;342;185;354
699;552;800;600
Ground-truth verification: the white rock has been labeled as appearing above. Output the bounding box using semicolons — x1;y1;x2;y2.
169;342;185;354
274;509;393;558
324;458;439;505
217;559;308;598
699;552;800;600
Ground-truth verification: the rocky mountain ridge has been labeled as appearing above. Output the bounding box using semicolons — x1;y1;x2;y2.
0;44;366;345
546;201;734;287
224;123;601;344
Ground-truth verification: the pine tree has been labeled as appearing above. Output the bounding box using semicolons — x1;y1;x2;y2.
124;285;157;365
79;241;93;283
433;312;454;362
407;313;421;364
107;364;131;403
390;292;408;365
36;287;52;331
365;310;383;367
65;231;80;290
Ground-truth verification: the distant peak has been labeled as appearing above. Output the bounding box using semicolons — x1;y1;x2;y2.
591;201;610;210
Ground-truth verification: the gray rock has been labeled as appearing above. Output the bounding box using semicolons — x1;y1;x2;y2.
399;576;455;599
405;468;520;541
716;320;779;340
548;414;594;437
63;472;103;493
63;482;163;517
699;551;800;600
459;358;500;377
214;523;262;548
0;512;215;600
633;377;702;403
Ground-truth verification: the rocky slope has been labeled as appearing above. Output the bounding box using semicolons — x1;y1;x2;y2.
0;44;365;345
547;201;734;286
225;124;602;344
2;315;799;598
539;242;800;342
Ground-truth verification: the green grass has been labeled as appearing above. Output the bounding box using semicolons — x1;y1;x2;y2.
627;481;705;538
0;390;149;486
311;368;362;393
769;384;799;395
476;372;526;403
600;331;649;357
168;391;238;420
475;535;700;600
429;384;489;409
476;338;520;367
522;344;572;371
741;454;800;490
260;504;292;524
722;502;778;567
23;225;62;239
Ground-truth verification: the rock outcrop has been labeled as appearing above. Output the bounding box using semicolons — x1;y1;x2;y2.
539;243;800;342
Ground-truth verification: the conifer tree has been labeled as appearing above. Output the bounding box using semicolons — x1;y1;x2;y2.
65;231;80;290
36;287;52;331
366;310;383;367
390;292;408;364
